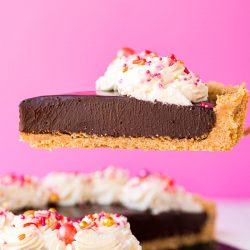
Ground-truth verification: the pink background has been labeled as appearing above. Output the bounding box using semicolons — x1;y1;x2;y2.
0;0;249;198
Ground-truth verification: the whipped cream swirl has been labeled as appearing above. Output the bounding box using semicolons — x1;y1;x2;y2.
74;213;141;250
90;166;129;205
0;209;14;230
43;172;91;206
0;174;49;210
0;210;141;250
0;214;44;250
120;173;203;214
96;49;208;106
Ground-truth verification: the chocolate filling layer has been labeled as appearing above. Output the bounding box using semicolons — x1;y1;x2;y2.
42;203;207;242
19;91;216;139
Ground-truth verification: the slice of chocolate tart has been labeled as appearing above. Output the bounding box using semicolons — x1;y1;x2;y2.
19;49;249;151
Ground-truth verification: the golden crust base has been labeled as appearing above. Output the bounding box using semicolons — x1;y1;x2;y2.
142;197;216;250
20;82;249;151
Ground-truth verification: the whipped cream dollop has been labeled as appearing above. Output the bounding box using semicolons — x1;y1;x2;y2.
120;173;203;214
43;172;91;206
0;224;44;250
0;174;49;210
74;212;141;250
0;210;141;250
96;49;208;106
90;166;129;205
0;209;14;230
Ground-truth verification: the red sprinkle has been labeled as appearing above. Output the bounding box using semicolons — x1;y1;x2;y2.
41;217;46;226
55;212;63;220
144;50;152;55
57;223;77;245
23;222;38;228
184;67;190;74
117;48;135;57
169;54;177;66
152;73;161;78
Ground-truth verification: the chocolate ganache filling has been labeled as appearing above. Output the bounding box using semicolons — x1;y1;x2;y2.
53;204;207;242
19;91;216;139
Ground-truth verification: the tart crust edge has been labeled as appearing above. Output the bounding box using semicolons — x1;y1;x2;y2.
141;196;216;250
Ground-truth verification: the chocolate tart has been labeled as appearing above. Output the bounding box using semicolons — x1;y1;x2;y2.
19;82;248;151
0;170;216;249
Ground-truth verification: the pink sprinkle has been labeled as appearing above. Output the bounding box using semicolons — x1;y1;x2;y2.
168;54;177;66
158;82;164;88
55;223;61;229
100;212;105;217
139;169;150;178
55;212;62;220
20;176;25;186
41;217;46;226
159;57;163;61
156;64;164;70
199;102;214;109
20;215;25;220
153;73;161;78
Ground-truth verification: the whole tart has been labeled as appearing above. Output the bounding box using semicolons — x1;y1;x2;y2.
0;167;216;250
19;49;249;151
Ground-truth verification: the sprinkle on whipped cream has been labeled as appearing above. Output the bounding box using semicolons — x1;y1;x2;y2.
43;172;91;206
0;174;49;210
0;210;141;250
0;167;203;214
120;172;203;214
96;48;208;106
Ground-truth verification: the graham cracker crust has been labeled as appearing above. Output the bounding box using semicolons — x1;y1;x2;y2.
142;197;216;250
20;82;249;151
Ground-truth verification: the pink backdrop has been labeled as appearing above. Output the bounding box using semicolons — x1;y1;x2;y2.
0;0;249;198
